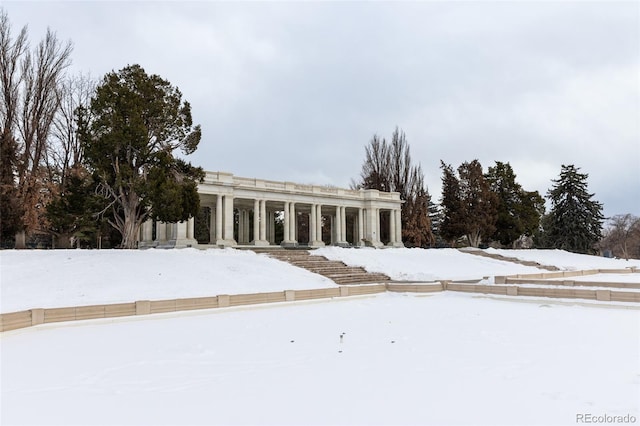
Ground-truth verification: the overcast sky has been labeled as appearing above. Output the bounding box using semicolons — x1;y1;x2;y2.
4;1;639;217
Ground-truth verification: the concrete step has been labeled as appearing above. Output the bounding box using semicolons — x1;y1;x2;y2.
306;267;368;274
261;249;391;285
290;262;353;269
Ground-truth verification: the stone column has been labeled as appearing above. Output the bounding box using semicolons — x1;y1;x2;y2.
357;208;364;247
289;202;297;244
268;210;276;244
376;208;382;245
329;214;335;245
223;195;236;245
252;200;269;246
188;217;195;240
340;206;347;244
140;219;154;248
170;219;197;248
334;206;341;246
240;209;250;244
389;209;397;245
166;223;176;241
244;210;251;243
310;203;317;243
216;194;224;245
334;206;348;247
156;221;167;244
393;208;404;247
364;207;383;248
316;204;323;244
253;200;260;243
260;200;267;242
309;204;324;247
283;202;290;243
209;207;216;244
177;221;187;239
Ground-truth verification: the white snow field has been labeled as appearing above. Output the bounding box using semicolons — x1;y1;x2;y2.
486;248;640;271
0;248;335;313
1;248;639;425
1;292;638;426
312;247;545;281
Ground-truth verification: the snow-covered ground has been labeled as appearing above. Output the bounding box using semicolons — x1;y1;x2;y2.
487;248;640;271
2;247;639;313
2;248;639;425
2;292;638;426
312;247;545;281
0;248;335;313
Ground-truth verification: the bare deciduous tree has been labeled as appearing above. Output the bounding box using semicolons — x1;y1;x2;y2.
353;127;435;247
47;73;95;185
0;10;27;244
0;9;72;247
600;214;640;260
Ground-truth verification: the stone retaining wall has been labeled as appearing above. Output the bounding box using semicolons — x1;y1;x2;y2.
0;285;388;333
3;271;638;333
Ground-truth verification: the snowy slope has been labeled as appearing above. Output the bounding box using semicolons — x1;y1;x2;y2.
486;248;640;270
312;247;544;281
0;248;335;313
2;248;639;425
3;247;639;314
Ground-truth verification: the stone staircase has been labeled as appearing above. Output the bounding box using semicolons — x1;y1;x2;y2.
264;249;391;285
458;248;560;271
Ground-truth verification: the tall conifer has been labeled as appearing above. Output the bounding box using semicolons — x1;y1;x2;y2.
545;165;604;253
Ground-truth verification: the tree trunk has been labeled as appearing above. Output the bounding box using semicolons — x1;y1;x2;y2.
120;205;142;249
466;230;481;248
622;242;629;261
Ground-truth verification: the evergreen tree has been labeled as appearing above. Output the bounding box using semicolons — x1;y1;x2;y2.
485;161;544;247
457;160;498;247
439;160;498;247
403;186;435;247
45;166;107;248
80;64;203;249
545;165;604;253
518;190;545;240
427;198;444;247
439;161;465;246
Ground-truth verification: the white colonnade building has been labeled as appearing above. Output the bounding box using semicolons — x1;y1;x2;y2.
139;171;404;249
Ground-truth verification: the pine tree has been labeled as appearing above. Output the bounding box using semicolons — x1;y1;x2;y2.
457;160;498;247
485;162;544;247
45;166;108;248
439;161;465;246
439;160;498;247
545;165;604;253
80;65;203;249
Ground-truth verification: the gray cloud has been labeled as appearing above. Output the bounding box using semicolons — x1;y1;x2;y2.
5;1;638;217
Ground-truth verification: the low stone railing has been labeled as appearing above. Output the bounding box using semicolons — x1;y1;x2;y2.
0;284;387;333
3;272;638;333
443;282;640;303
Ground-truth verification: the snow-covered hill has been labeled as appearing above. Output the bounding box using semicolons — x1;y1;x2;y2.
1;247;639;425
